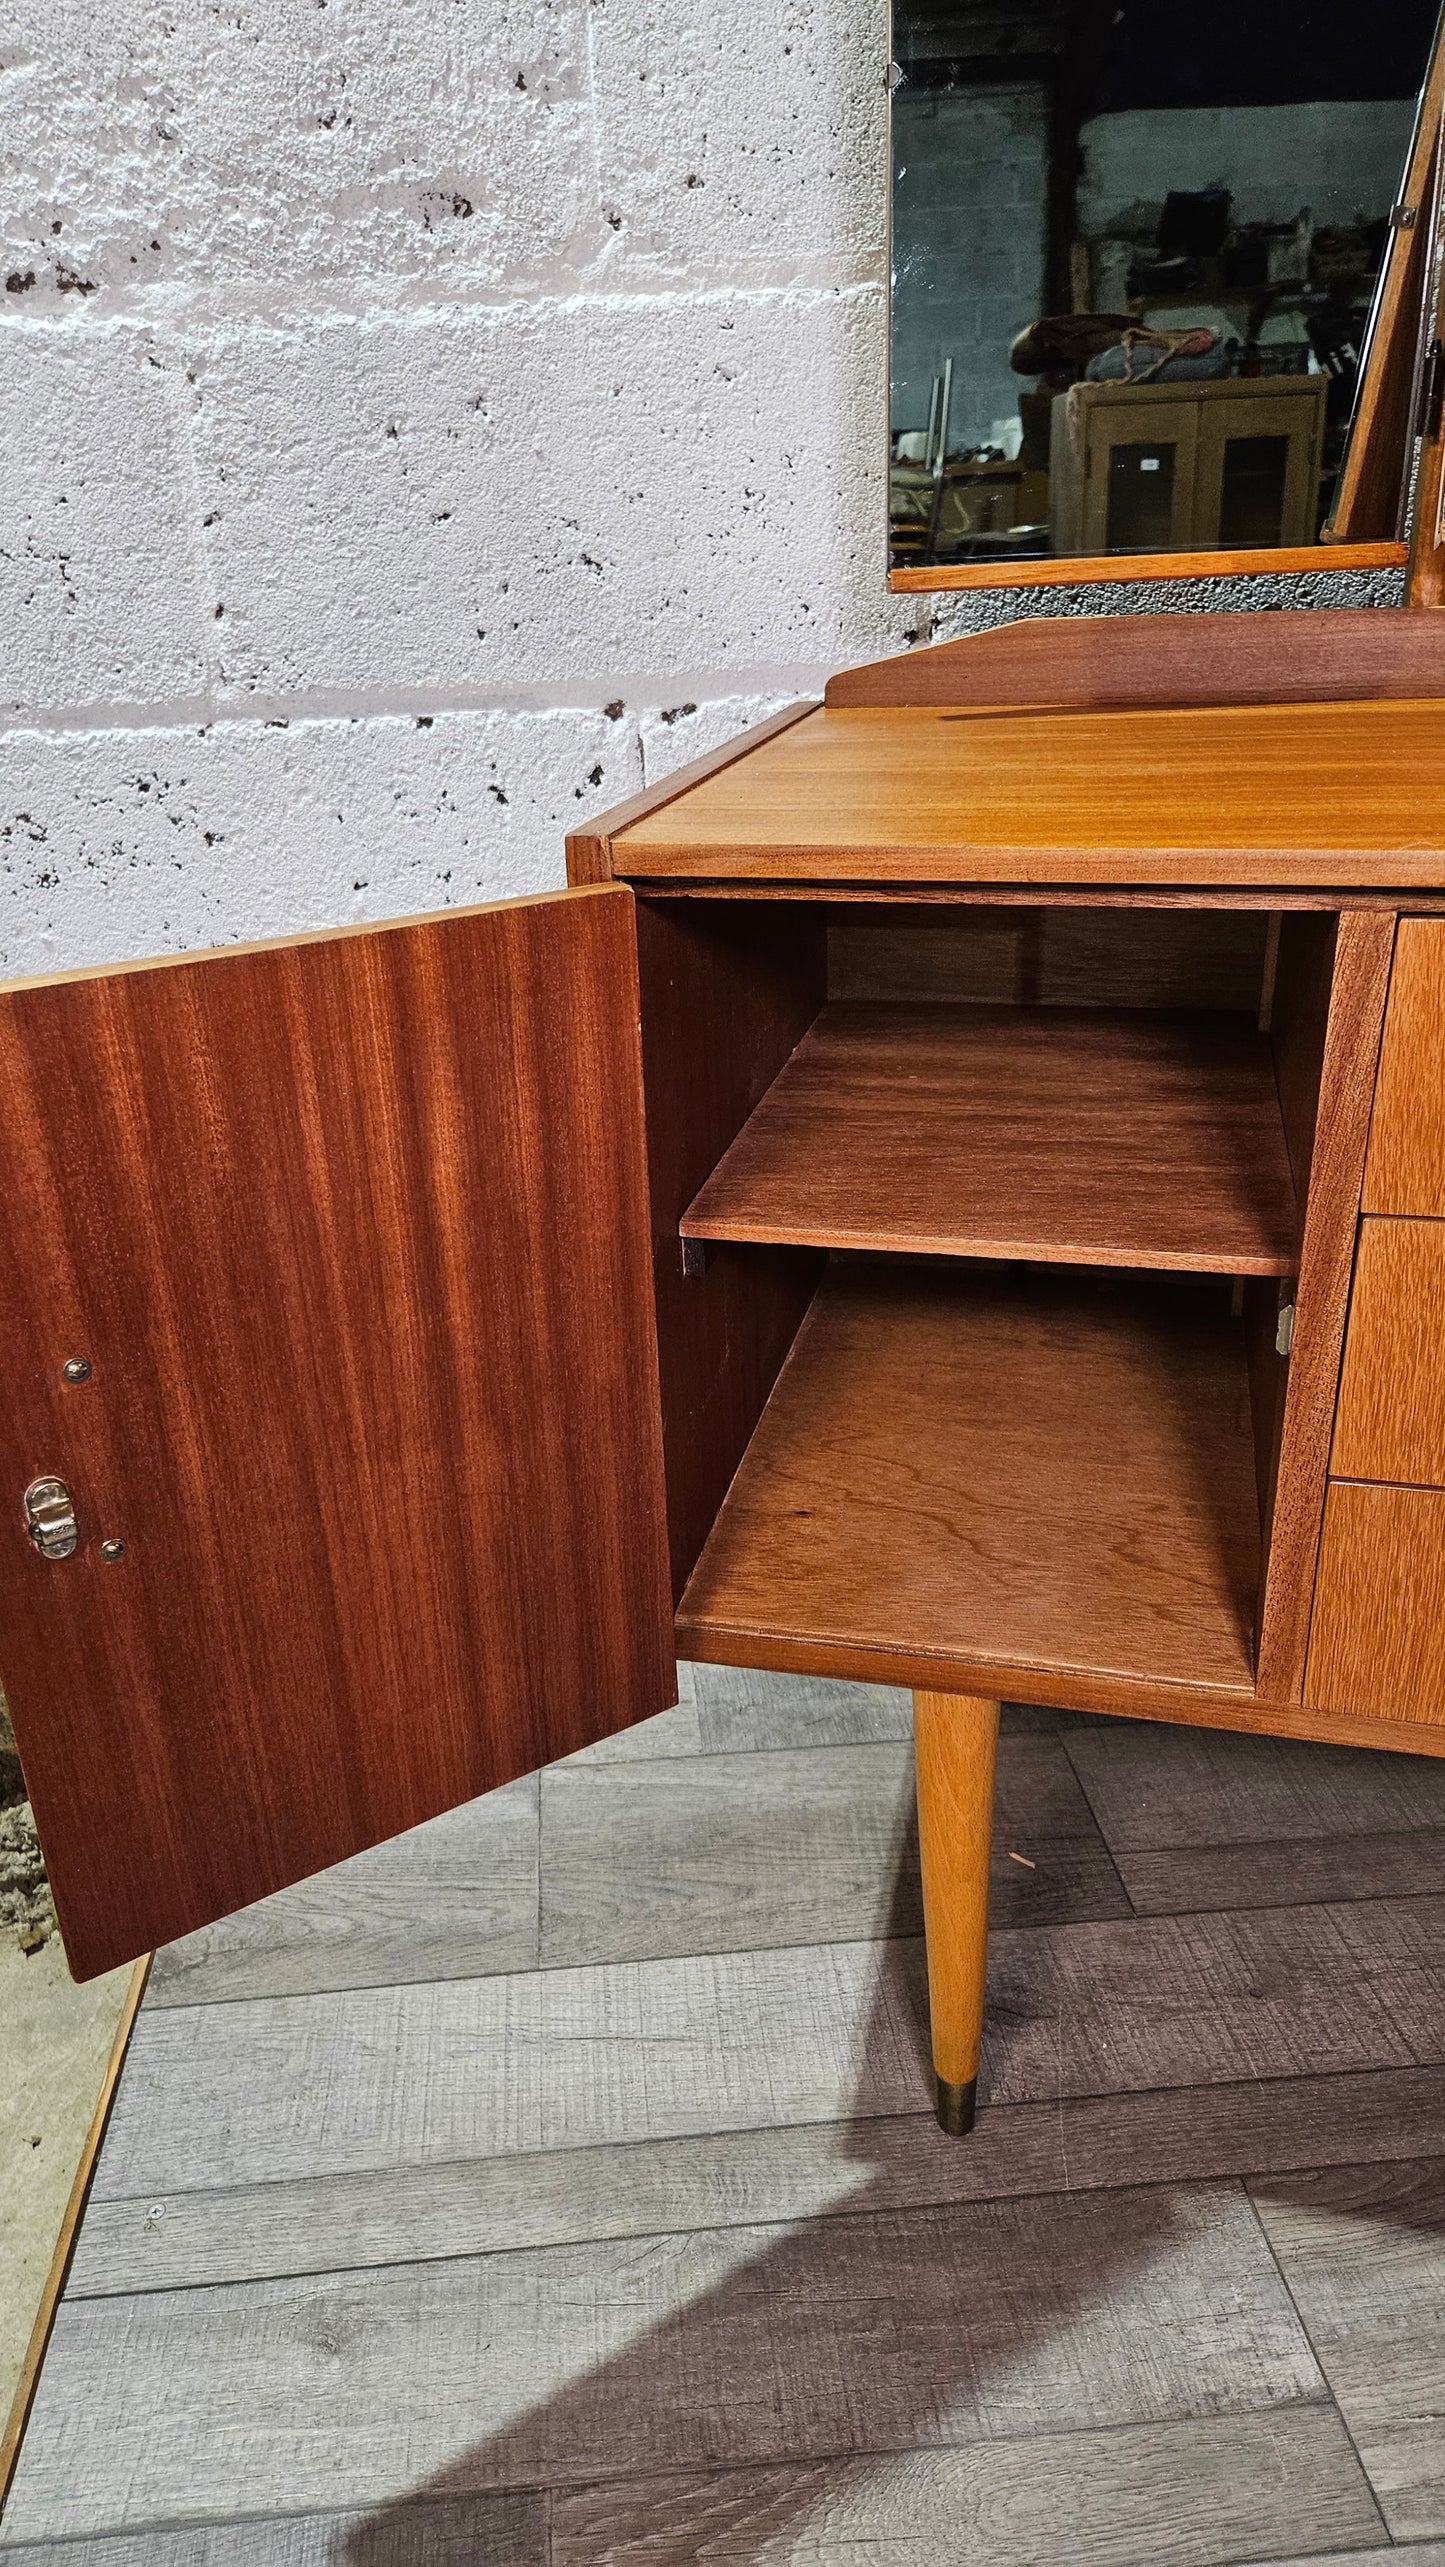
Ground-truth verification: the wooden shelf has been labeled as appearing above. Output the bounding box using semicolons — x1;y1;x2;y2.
677;1266;1260;1700
681;1002;1297;1275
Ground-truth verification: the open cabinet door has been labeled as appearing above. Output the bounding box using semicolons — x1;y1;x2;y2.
0;884;675;1979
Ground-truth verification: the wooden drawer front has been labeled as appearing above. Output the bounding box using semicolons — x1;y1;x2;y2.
1306;1482;1445;1722
1333;1217;1445;1483
1364;920;1445;1215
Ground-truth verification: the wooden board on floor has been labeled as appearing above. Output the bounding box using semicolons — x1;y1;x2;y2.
549;2412;1382;2567
678;1267;1260;1701
1;2183;1325;2536
681;1004;1298;1273
63;2061;1445;2301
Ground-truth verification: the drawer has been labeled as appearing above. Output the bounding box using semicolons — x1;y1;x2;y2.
1364;920;1445;1215
1333;1217;1445;1484
1305;1481;1445;1722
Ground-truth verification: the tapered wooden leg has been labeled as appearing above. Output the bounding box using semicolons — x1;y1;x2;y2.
912;1689;1000;2137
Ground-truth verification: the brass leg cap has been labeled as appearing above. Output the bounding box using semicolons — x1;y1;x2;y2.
934;2074;977;2137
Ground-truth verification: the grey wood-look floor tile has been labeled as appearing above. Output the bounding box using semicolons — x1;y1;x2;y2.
95;1896;1426;2207
980;1900;1416;2101
1117;1828;1445;1917
1065;1719;1445;1852
539;1735;1126;1969
539;1743;918;1966
691;1664;913;1750
3;2182;1325;2539
0;2494;543;2564
1234;2554;1445;2567
550;2409;1383;2567
91;1938;934;2202
66;2065;1445;2301
557;1682;702;1766
1250;2156;1445;2543
1330;1893;1445;2056
146;1779;540;2008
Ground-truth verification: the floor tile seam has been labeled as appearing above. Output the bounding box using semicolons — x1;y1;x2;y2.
86;2060;1445;2221
140;1875;1445;2016
0;2483;546;2557
134;1929;929;2015
59;2158;1418;2307
0;2390;1348;2552
1235;2184;1394;2547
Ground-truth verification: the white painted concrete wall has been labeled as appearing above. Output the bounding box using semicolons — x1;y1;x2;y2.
0;0;1401;977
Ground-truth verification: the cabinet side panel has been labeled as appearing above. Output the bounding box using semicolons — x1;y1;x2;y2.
1255;910;1396;1702
634;899;827;1599
0;889;674;1978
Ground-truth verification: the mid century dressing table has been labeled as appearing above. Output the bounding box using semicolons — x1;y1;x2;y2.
7;605;1445;2140
11;5;1445;2143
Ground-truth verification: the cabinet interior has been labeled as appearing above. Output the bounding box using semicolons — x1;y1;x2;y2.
634;893;1342;1701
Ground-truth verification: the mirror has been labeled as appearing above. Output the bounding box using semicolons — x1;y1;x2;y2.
889;0;1443;581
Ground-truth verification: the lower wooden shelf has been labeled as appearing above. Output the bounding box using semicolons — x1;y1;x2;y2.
681;1003;1298;1274
677;1264;1260;1700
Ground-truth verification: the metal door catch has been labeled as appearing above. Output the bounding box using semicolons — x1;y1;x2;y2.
24;1478;78;1560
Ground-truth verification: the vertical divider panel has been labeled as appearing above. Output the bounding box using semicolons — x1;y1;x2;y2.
1254;909;1396;1703
633;898;828;1601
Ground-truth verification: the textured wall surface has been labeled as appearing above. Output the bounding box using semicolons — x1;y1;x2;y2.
0;0;1403;976
891;85;1048;445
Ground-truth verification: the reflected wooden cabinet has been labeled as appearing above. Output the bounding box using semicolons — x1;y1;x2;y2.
1050;376;1327;558
7;605;1445;2136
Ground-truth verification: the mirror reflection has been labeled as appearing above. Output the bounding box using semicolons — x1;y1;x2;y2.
889;0;1439;569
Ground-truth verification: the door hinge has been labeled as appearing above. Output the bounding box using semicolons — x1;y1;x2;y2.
24;1476;78;1560
1276;1301;1295;1359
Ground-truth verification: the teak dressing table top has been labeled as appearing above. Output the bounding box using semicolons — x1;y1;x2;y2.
612;697;1445;884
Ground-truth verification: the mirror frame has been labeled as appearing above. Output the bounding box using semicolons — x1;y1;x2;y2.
888;11;1445;598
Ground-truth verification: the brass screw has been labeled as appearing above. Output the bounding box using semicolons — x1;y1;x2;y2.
61;1358;92;1385
98;1539;126;1563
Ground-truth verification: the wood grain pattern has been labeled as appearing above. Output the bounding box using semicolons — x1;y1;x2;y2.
1;2184;1324;2535
0;2497;547;2567
64;2060;1445;2299
1333;1219;1445;1484
631;897;825;1597
0;886;674;1980
144;1776;540;2007
1252;2158;1445;2541
1254;913;1397;1703
537;1736;1121;1968
1063;1709;1445;1851
89;1938;935;2200
550;2411;1381;2567
827;903;1269;1010
913;1692;998;2113
1306;1482;1445;1724
1363;919;1445;1213
826;609;1445;713
565;704;816;885
889;539;1406;597
1118;1829;1445;1917
681;1003;1298;1274
610;702;1445;887
678;1267;1260;1702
